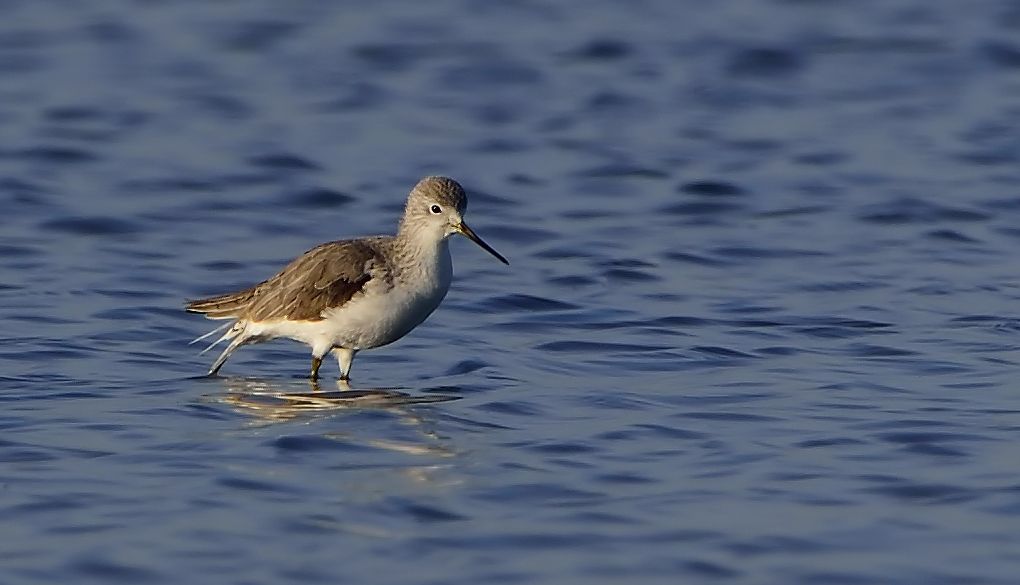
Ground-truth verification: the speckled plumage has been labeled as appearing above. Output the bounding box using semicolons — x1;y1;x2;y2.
186;176;508;381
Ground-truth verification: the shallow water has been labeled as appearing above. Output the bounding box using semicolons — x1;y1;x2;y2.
2;1;1020;583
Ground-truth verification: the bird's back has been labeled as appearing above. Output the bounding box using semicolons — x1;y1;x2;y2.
186;238;386;323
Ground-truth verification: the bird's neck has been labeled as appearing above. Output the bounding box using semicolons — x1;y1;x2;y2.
393;224;450;269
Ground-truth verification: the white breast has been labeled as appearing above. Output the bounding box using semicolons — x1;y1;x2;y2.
322;241;452;350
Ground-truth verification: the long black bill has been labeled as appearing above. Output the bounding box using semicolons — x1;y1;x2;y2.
458;222;509;265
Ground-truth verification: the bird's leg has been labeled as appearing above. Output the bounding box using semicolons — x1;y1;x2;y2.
333;348;357;384
310;355;323;380
207;332;248;377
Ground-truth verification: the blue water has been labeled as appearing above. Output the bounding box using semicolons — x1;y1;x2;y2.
2;1;1020;583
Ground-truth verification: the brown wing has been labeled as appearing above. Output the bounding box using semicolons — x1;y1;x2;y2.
242;239;380;322
185;288;257;319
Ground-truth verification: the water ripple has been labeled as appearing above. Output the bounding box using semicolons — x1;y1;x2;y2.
2;3;1018;585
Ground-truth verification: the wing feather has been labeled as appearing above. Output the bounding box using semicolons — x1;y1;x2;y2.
245;240;379;322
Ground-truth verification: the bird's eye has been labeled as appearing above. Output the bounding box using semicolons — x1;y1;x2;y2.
430;204;442;214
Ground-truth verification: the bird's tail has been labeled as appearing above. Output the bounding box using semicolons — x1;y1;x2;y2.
185;289;256;320
187;288;259;376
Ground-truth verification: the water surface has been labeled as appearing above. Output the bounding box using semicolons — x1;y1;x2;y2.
2;1;1020;583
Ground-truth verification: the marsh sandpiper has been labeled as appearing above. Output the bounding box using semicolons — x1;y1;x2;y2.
186;176;509;381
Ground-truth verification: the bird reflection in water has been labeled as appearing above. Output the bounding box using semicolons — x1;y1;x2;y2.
211;377;461;463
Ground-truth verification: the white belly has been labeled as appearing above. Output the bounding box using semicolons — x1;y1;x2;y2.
325;278;449;349
251;244;453;354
